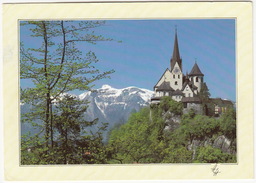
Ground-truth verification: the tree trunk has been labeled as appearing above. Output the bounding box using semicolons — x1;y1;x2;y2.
42;21;50;149
45;97;50;149
64;128;68;164
50;103;54;148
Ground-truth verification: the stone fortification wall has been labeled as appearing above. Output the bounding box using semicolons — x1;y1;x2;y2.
183;103;203;115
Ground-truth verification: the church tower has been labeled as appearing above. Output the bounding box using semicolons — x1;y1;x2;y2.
188;61;204;93
170;29;183;90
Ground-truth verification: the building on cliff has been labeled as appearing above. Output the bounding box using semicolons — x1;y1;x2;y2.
150;29;232;115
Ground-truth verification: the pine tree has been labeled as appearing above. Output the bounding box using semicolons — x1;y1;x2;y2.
198;82;211;102
198;82;211;115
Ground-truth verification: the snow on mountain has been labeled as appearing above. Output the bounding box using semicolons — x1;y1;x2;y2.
21;85;154;141
79;84;153;115
78;85;154;139
79;85;153;104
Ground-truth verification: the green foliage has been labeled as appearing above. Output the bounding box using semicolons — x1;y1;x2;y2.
162;145;193;163
188;108;196;118
219;108;236;141
198;82;211;102
107;96;236;164
198;82;211;115
219;108;236;152
180;114;220;143
21;134;47;165
53;95;94;164
194;146;236;163
159;96;183;115
108;107;152;163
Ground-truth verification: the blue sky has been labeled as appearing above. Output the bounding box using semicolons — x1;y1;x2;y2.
20;19;236;101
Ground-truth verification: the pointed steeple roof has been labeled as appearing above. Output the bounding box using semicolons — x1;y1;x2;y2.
172;29;181;61
170;28;182;71
189;62;204;76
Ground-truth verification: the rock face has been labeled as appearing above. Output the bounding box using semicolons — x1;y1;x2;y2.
183;103;203;115
187;136;234;159
163;111;181;131
213;135;232;153
162;111;235;156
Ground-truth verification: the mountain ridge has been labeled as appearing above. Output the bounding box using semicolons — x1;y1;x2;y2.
21;85;154;140
78;85;154;131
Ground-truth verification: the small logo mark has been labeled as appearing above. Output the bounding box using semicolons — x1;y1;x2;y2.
211;163;221;176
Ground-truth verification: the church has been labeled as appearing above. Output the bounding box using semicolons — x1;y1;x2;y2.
151;29;205;114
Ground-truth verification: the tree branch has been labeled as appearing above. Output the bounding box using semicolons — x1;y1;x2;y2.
49;20;66;90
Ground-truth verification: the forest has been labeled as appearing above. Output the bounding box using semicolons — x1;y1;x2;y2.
21;95;236;164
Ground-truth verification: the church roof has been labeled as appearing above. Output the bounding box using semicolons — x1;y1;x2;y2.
156;81;174;91
172;89;184;96
209;98;233;106
170;30;182;71
153;68;172;89
181;79;198;91
189;62;204;76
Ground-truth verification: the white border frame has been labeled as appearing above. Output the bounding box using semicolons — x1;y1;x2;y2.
2;1;254;181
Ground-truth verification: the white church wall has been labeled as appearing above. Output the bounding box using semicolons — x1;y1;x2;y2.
183;85;194;97
170;62;183;90
155;69;172;88
191;76;203;93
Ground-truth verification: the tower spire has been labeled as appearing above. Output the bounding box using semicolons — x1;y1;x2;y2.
189;62;204;76
170;27;182;71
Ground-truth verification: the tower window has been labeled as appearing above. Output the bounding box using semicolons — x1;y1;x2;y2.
173;75;175;79
175;81;178;85
196;77;198;82
178;75;180;79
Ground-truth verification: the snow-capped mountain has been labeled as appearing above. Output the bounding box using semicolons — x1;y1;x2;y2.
79;85;154;133
21;85;154;140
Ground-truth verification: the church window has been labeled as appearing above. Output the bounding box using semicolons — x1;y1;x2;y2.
175;81;178;85
196;77;198;82
178;75;180;79
173;75;175;79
